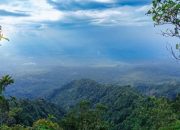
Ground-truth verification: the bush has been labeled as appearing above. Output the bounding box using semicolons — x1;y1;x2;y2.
33;119;63;130
0;124;29;130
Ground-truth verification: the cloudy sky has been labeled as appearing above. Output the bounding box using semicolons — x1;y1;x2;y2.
0;0;177;74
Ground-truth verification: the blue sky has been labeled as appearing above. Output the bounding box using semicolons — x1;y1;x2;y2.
0;0;177;73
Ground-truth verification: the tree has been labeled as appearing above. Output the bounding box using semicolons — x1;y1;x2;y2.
0;75;14;96
159;120;180;130
0;75;14;125
148;0;180;59
0;75;14;114
33;119;63;130
122;97;177;130
60;100;111;130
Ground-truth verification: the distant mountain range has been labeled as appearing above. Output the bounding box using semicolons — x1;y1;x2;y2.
5;63;180;99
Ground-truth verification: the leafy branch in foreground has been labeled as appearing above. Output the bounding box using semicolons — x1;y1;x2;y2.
148;0;180;59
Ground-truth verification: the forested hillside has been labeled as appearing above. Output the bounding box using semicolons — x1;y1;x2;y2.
47;79;180;130
1;78;180;130
48;79;141;116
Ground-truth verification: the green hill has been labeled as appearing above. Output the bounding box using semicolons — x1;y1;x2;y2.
4;98;65;126
47;79;180;129
48;79;143;129
1;79;180;130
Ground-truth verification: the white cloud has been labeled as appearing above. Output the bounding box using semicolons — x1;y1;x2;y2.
22;62;37;66
62;5;151;26
0;0;63;26
0;0;64;37
51;0;115;3
0;0;151;32
76;0;115;3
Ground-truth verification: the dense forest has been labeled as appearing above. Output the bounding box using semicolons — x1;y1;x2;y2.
1;77;180;130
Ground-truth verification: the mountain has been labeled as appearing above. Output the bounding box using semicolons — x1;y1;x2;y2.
48;79;143;128
2;78;180;130
5;63;180;99
47;79;180;130
48;79;141;109
136;81;180;99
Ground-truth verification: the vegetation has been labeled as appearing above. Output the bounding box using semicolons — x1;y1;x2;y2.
60;100;111;130
0;76;180;130
48;79;180;130
148;0;180;37
123;97;177;130
148;0;180;59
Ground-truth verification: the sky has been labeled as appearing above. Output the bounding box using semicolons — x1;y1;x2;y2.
0;0;178;74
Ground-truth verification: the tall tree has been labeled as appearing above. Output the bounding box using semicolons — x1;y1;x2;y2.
0;75;14;96
0;75;14;125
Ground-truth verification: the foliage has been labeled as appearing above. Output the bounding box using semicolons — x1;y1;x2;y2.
159;120;180;130
0;119;63;130
148;0;180;59
15;99;64;126
0;75;14;95
48;79;180;130
60;100;111;130
0;97;64;127
49;79;142;129
0;75;14;113
1;77;180;130
148;0;180;38
33;119;63;130
122;97;177;130
0;75;14;126
0;124;30;130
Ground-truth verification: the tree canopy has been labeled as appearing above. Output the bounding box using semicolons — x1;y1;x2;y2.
148;0;180;37
148;0;180;59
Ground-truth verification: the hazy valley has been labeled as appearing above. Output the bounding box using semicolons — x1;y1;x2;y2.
5;62;180;99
